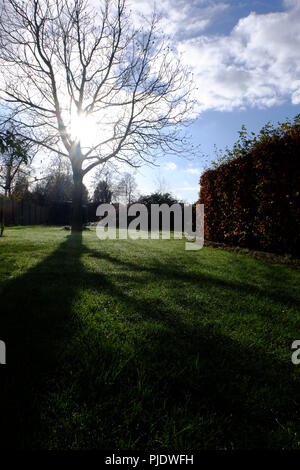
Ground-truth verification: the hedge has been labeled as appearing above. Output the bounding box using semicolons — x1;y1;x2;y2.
199;119;300;255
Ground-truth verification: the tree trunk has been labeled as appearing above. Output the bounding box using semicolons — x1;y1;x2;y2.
0;167;12;237
0;189;9;237
71;168;84;233
0;198;4;237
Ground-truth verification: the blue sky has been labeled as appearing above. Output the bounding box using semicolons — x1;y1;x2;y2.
133;0;300;202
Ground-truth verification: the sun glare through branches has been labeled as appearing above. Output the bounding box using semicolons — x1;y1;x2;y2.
69;107;99;148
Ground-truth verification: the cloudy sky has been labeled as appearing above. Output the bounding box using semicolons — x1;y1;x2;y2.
131;0;300;202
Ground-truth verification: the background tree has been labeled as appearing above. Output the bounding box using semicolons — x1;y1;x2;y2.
93;180;113;204
11;173;31;200
0;0;194;232
0;130;31;198
137;191;179;207
0;128;33;236
31;157;89;204
154;174;170;195
114;172;138;204
92;165;115;203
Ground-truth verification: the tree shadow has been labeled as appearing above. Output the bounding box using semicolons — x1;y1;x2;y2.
0;233;91;448
86;246;300;309
82;248;300;448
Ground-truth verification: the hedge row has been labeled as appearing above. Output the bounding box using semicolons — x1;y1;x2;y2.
199;120;300;255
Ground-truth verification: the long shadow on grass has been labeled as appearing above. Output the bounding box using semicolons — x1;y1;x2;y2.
0;232;105;448
87;246;300;309
1;235;300;449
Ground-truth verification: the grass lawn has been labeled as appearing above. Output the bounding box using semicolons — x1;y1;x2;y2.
0;226;300;449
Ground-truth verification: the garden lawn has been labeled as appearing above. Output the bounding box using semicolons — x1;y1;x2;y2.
0;226;300;449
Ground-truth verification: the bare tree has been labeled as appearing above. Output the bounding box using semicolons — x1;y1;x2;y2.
115;172;137;204
154;174;169;194
0;0;194;232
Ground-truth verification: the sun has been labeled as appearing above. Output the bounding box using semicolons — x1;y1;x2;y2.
69;109;98;149
67;101;123;151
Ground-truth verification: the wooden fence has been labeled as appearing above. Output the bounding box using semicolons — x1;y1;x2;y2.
0;198;76;226
0;198;196;229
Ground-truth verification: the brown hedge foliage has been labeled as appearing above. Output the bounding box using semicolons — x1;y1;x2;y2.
199;119;300;255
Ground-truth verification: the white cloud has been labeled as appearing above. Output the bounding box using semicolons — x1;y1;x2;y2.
178;2;300;111
131;0;300;112
130;0;229;40
165;162;177;171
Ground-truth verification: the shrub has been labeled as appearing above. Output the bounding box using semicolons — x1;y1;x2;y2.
199;117;300;255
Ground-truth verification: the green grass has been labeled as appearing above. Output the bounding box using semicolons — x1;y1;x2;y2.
0;226;300;449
